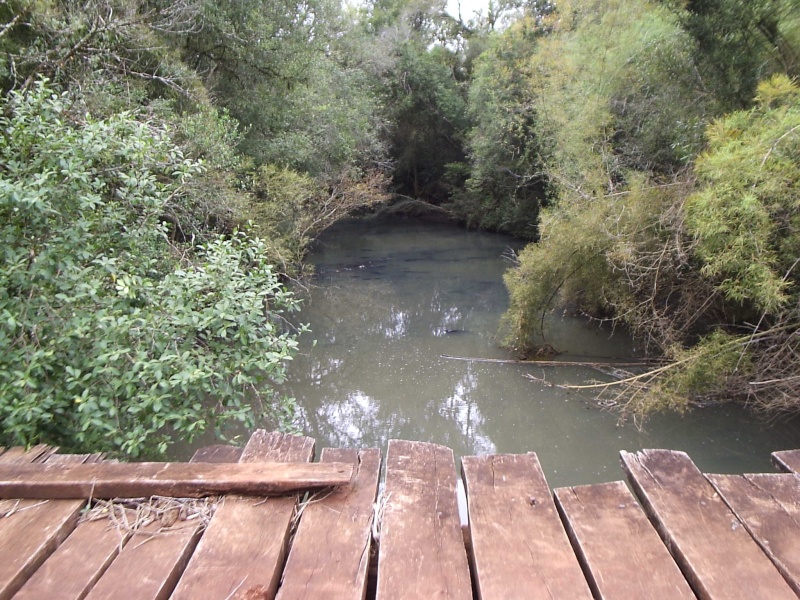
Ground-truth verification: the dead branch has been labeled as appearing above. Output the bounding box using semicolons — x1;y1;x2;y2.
440;354;661;368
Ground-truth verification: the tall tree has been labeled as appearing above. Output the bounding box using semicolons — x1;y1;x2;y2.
384;41;469;201
358;0;471;203
454;16;548;237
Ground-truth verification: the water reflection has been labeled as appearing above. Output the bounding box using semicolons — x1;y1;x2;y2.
439;367;496;455
281;216;800;488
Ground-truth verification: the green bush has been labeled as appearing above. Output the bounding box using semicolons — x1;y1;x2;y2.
687;74;800;315
0;80;303;456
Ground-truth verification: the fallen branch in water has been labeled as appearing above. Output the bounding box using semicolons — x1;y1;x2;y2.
439;354;659;368
523;373;556;388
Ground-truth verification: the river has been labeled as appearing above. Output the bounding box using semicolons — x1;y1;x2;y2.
280;216;800;489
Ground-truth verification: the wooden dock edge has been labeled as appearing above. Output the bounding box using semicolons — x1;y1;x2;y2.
3;439;800;600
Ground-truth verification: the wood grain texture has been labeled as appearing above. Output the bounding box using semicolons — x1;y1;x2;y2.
772;450;800;473
75;442;231;600
463;453;592;600
0;461;351;499
171;430;315;600
15;452;192;600
190;445;244;464
0;445;56;465
277;448;381;600
709;473;800;595
13;516;131;600
0;501;83;600
45;453;105;464
554;480;695;600
84;520;202;600
376;440;471;600
622;449;796;600
0;451;90;599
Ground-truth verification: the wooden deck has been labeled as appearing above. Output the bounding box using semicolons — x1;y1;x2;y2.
1;433;800;599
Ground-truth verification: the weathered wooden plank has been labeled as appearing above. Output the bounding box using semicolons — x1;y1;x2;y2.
621;449;796;600
43;453;105;465
0;445;56;465
463;453;592;600
0;447;60;534
171;430;316;600
0;450;87;599
554;480;695;600
190;444;244;464
772;449;800;473
0;446;47;517
48;442;225;600
0;460;352;499
376;440;471;600
84;519;202;600
277;448;381;600
15;454;183;600
14;516;131;600
708;473;800;595
0;501;85;600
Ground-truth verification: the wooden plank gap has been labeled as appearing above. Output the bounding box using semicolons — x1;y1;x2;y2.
13;514;133;600
0;449;88;599
171;430;316;600
463;453;592;600
622;449;796;600
554;481;695;600
772;450;800;474
77;444;233;600
276;447;381;600
0;446;55;465
708;472;800;596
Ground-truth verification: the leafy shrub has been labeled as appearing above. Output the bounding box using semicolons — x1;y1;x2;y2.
686;74;800;314
0;80;303;456
501;205;613;354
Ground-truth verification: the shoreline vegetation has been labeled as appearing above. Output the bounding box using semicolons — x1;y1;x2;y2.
1;0;799;456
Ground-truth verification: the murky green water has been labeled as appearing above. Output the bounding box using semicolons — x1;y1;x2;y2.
281;216;800;489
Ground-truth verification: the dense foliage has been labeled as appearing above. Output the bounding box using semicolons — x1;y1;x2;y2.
450;16;547;238
0;0;391;455
0;82;303;455
498;0;800;417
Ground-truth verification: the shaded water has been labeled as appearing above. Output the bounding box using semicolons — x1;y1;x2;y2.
282;216;800;489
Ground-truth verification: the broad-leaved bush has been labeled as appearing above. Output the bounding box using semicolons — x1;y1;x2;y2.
0;81;303;456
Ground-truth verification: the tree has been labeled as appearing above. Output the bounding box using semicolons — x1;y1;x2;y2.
453;16;548;237
500;0;715;353
687;75;800;314
172;0;389;179
356;0;472;203
384;41;470;202
663;0;800;110
586;75;800;418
